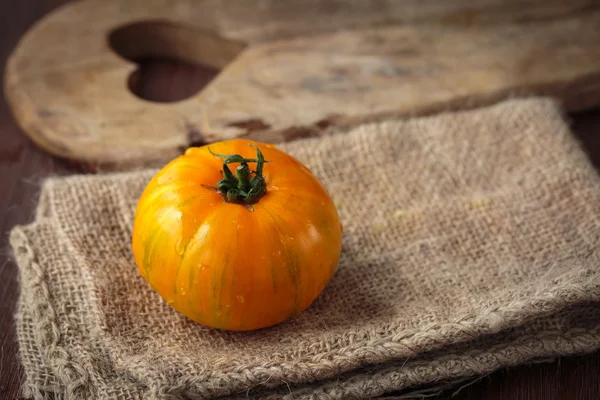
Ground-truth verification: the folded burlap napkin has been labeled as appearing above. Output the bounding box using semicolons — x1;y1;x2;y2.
11;98;600;400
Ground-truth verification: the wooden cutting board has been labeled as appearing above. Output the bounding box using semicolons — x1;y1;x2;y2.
5;0;600;170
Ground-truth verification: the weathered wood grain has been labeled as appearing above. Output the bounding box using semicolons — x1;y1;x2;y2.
4;0;600;169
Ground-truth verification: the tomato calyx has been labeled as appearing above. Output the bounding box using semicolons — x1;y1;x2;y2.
204;144;270;207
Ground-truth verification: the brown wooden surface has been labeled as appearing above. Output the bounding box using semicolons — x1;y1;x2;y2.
5;0;600;170
2;1;600;399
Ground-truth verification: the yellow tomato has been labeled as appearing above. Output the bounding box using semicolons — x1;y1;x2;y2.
131;139;342;331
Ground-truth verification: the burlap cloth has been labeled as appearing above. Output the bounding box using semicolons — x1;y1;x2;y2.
10;98;600;400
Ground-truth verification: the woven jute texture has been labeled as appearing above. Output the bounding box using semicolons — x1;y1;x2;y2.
10;98;600;400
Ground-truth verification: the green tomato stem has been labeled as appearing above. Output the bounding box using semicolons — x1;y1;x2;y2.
208;145;269;205
235;163;252;193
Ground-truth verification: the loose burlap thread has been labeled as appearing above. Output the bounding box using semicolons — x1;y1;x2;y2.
11;98;600;400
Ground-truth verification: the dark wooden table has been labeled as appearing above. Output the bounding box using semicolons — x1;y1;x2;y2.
2;1;600;399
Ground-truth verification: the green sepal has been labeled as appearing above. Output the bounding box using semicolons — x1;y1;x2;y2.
207;144;270;207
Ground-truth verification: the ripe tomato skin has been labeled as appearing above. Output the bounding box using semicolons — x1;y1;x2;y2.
131;139;342;331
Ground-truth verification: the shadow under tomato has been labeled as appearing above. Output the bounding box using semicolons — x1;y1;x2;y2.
93;232;407;370
295;240;407;331
222;238;408;340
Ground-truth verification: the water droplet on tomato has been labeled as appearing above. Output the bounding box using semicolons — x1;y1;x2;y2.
270;185;279;191
157;175;175;185
175;238;185;256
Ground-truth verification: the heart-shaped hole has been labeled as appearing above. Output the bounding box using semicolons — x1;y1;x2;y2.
125;57;217;103
108;20;246;103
